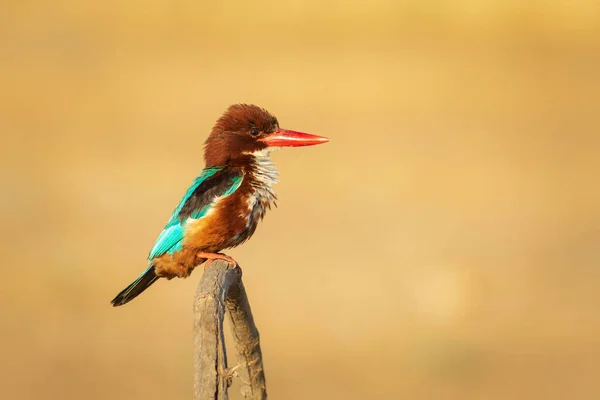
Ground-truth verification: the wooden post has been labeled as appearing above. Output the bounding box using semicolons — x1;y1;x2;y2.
193;259;267;400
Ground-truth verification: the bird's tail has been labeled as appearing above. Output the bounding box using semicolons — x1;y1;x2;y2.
111;265;159;307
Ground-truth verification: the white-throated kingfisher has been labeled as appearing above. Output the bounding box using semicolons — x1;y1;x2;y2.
111;104;329;306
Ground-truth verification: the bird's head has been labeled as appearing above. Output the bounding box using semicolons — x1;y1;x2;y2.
204;104;329;166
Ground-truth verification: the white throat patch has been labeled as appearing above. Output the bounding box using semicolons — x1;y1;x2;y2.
251;148;279;190
239;148;279;229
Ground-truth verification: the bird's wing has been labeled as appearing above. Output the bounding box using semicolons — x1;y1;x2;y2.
148;166;244;259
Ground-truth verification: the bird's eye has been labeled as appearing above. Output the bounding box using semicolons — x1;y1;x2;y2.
250;128;259;136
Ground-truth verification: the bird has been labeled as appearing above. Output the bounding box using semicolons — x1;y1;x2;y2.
111;104;329;306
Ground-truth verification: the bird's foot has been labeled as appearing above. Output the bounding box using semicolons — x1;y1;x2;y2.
197;252;239;270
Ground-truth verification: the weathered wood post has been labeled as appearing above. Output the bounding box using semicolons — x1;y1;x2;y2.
193;259;267;399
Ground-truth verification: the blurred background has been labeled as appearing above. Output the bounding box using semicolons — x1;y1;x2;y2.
2;1;599;399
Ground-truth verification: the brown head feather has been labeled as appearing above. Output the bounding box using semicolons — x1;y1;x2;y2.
204;104;280;167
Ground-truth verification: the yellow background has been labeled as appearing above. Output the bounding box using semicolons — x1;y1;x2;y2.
2;1;599;399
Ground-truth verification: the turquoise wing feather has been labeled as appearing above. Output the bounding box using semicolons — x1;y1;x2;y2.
148;167;243;260
148;224;185;259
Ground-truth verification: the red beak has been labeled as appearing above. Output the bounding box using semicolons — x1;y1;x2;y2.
259;129;329;147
